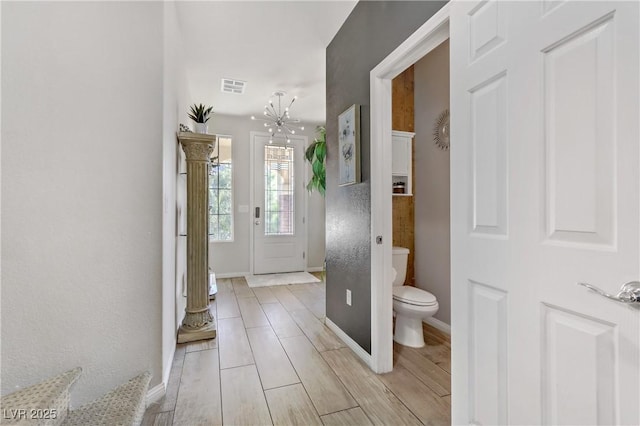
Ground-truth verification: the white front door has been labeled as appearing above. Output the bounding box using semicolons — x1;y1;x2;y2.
252;132;306;274
451;1;639;425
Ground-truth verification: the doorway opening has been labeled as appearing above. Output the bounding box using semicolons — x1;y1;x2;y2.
369;3;450;375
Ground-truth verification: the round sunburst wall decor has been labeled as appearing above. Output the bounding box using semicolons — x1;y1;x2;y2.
433;108;450;151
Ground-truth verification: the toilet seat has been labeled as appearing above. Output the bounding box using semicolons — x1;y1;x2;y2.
393;286;437;306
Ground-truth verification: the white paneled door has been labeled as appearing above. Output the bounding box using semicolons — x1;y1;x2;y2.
252;133;306;274
450;1;639;425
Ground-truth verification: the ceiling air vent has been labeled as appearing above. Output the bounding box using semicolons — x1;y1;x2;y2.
221;78;246;94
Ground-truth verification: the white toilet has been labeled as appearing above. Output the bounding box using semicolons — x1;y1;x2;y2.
392;246;439;348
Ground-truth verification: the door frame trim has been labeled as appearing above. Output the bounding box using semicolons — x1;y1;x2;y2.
369;3;450;374
249;131;309;275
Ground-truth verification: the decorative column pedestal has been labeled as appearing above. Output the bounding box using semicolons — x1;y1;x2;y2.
177;131;216;343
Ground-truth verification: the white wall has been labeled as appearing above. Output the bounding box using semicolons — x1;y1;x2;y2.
162;0;178;387
1;2;164;405
168;2;193;349
206;114;325;275
162;0;191;388
0;1;4;389
414;40;451;325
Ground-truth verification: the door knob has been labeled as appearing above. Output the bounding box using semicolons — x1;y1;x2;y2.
255;220;261;225
578;281;640;304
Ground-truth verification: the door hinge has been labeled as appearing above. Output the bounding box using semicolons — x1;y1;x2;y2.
303;251;306;259
303;216;305;224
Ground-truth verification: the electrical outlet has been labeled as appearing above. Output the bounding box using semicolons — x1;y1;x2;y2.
346;289;352;306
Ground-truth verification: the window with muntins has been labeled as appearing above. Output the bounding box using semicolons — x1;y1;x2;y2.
264;145;295;236
209;136;233;241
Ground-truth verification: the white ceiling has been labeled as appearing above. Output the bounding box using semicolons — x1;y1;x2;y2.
176;1;357;124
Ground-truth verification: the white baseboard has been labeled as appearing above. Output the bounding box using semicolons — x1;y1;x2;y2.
306;266;324;272
147;343;175;407
214;272;250;279
423;317;451;335
325;318;372;368
162;345;175;386
146;383;166;406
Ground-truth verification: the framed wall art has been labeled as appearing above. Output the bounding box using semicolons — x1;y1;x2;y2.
338;104;361;186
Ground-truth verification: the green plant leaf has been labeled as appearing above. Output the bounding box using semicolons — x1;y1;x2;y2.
312;159;323;177
304;126;326;197
305;142;317;162
189;103;214;123
315;142;326;162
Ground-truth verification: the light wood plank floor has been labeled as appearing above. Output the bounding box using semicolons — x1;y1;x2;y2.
144;276;451;426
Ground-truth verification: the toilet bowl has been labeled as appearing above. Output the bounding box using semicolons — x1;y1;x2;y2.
392;247;439;348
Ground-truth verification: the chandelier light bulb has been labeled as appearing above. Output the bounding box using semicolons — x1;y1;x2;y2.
300;126;304;131
251;116;256;120
291;130;295;134
268;128;273;133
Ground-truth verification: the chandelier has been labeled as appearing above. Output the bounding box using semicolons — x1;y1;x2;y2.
251;91;304;143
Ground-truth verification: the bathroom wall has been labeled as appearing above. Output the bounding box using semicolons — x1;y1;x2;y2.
326;0;448;353
392;66;415;285
414;40;451;325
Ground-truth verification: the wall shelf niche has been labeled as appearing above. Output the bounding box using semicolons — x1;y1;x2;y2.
392;130;415;196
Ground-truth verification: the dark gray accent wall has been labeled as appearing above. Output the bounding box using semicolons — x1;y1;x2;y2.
326;1;448;353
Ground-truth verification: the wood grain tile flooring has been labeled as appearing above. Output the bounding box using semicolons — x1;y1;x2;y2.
172;349;222;425
265;383;323;426
221;365;272;426
143;278;451;425
280;335;357;415
246;326;299;390
320;407;372;426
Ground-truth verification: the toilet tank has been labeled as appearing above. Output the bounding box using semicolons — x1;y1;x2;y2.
392;246;410;286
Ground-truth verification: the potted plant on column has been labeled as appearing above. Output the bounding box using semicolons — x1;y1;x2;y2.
188;103;214;134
